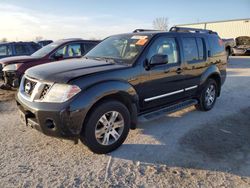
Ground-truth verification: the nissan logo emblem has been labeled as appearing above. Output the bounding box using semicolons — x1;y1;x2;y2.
25;82;32;94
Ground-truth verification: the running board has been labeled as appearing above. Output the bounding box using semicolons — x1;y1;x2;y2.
138;99;198;122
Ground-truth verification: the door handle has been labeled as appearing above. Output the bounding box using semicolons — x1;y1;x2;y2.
176;68;183;74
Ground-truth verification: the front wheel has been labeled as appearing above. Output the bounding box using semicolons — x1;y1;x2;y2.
196;79;218;111
80;100;131;154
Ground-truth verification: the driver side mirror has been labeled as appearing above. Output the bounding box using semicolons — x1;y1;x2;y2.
53;53;64;60
149;54;168;66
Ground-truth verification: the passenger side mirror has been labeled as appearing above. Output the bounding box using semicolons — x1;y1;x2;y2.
149;54;168;66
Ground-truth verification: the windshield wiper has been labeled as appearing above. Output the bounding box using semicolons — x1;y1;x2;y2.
86;56;117;64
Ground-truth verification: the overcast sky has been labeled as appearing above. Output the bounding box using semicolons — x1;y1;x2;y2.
0;0;249;41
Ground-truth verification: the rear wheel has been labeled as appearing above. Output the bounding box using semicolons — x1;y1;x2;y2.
80;100;130;154
196;79;218;111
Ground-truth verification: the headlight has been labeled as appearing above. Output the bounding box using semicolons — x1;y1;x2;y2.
2;63;23;71
42;84;81;103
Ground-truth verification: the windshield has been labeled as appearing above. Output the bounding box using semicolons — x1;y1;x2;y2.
85;34;151;64
31;42;61;57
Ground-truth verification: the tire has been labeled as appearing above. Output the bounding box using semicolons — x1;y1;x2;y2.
196;79;218;111
226;48;231;58
80;100;131;154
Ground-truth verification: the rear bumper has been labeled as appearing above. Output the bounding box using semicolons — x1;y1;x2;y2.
16;92;85;138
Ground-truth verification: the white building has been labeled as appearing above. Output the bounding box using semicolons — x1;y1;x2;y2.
176;18;250;39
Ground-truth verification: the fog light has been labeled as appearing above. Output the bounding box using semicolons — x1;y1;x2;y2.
45;119;55;129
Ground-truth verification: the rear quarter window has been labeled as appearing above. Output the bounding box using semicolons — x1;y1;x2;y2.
208;35;224;56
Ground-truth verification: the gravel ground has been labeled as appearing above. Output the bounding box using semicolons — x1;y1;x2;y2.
0;57;250;188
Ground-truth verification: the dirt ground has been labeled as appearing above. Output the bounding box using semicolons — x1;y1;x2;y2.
0;57;250;188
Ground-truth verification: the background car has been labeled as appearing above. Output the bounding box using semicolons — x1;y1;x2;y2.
0;38;100;88
37;40;53;47
0;42;41;59
232;36;250;56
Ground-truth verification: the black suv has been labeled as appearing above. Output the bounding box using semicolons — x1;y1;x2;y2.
16;27;227;154
0;42;41;59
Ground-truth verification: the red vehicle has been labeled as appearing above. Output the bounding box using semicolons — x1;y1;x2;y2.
0;38;100;89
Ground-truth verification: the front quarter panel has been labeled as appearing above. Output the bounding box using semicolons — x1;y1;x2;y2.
68;80;139;134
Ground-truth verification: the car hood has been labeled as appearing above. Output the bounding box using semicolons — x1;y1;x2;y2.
0;56;40;65
25;58;127;83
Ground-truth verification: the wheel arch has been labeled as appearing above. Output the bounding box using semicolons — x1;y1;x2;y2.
70;80;139;134
200;65;222;97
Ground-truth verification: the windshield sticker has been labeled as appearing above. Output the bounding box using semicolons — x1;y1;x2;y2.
136;38;148;46
131;35;148;40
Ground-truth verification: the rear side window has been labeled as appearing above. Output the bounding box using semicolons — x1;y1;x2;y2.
14;44;30;55
0;45;12;56
208;35;224;55
84;43;97;54
182;38;198;62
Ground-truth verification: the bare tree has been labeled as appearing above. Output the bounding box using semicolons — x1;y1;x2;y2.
35;36;43;42
1;38;7;42
153;17;169;31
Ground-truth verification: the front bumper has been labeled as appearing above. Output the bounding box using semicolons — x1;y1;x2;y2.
2;71;20;88
16;92;85;138
0;64;3;80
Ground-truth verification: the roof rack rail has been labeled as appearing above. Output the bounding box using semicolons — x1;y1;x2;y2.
169;26;218;34
133;29;161;33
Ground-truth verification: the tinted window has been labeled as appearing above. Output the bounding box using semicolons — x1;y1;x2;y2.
84;43;97;54
196;38;205;60
147;37;178;64
0;45;12;56
208;35;224;55
14;44;30;55
182;38;198;62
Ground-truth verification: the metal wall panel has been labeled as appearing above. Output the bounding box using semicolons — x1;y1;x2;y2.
177;19;250;39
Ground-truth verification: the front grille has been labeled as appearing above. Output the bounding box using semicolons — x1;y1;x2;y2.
23;78;37;96
39;84;50;99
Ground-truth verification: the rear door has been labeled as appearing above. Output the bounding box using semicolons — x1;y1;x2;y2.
180;36;207;97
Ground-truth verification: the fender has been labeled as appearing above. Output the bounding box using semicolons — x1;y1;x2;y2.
200;65;221;86
67;80;139;134
198;64;222;97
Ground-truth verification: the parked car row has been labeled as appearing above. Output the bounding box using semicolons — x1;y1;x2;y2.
0;38;100;89
11;27;228;154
